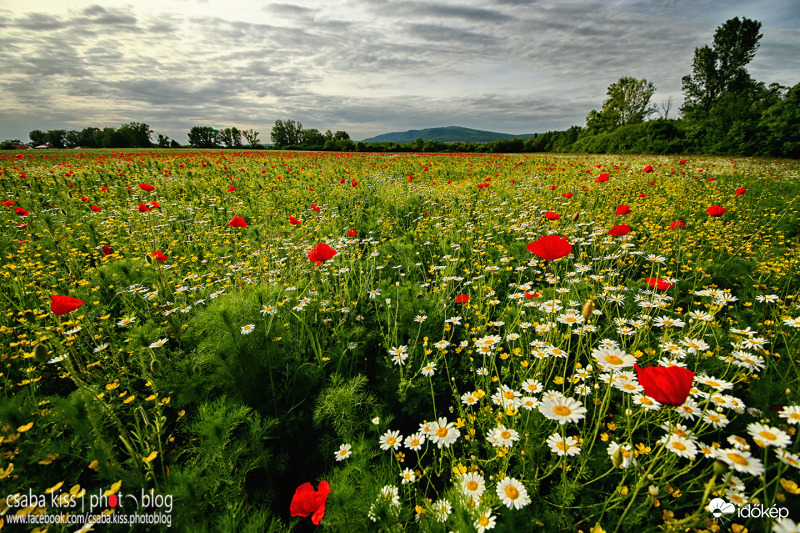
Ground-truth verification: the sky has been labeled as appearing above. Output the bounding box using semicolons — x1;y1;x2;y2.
1;0;798;144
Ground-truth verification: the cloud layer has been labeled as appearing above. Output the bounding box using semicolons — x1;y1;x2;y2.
1;0;798;143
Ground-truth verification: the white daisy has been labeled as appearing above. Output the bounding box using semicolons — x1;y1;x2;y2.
379;430;402;451
429;417;460;448
496;477;530;510
149;338;168;349
539;396;587;425
746;422;792;448
335;443;352;461
404;432;425;451
240;324;256;335
547;433;581;456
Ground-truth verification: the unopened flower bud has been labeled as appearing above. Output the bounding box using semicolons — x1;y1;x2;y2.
712;460;729;475
611;448;624;469
581;299;594;320
34;343;49;363
648;485;659;497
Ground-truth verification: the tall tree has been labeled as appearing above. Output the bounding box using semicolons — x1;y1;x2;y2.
681;17;763;118
220;127;243;148
585;77;656;132
242;129;260;147
188;126;222;148
270;120;302;148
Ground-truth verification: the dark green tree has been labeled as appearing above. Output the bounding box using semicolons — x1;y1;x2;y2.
586;77;656;133
242;129;260;148
45;130;67;148
681;17;763;118
188;127;222;148
300;128;326;149
220;127;243;148
117;122;153;147
29;130;47;146
270;120;302;148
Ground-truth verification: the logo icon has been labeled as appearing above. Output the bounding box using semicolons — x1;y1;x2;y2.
709;498;735;523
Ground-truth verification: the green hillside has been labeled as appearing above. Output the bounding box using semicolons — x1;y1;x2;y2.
361;125;537;143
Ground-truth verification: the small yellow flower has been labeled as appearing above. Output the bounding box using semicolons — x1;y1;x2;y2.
17;422;33;433
143;451;159;463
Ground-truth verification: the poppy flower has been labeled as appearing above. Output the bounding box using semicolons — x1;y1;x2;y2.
102;244;112;257
153;250;168;262
289;216;301;225
595;173;609;183
139;203;151;213
51;295;84;316
544;211;560;220
525;291;541;299
290;481;330;525
634;363;694;406
642;165;653;172
638;193;646;198
562;192;573;199
526;234;572;261
81;196;89;202
139;183;155;192
645;277;673;291
16;207;29;216
347;229;357;237
351;180;358;187
708;205;727;217
2;200;15;206
308;243;337;267
455;294;469;303
735;187;746;197
91;205;101;212
669;219;685;229
609;224;630;236
679;160;688;165
615;205;631;215
340;178;346;184
228;185;236;192
149;201;160;209
228;216;247;228
311;204;320;213
100;186;108;191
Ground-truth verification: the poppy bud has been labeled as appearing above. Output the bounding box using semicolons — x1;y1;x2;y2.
150;358;162;374
572;211;580;221
581;299;594;320
712;460;729;475
34;343;49;363
611;448;624;469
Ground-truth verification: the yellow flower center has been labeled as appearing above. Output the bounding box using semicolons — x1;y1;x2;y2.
479;516;490;526
553;405;571;417
505;485;519;500
640;397;654;405
503;391;516;399
501;431;511;439
604;355;623;366
437;427;448;438
727;453;748;466
672;442;687;451
557;441;568;451
758;430;777;441
387;437;396;446
466;480;478;491
411;439;420;447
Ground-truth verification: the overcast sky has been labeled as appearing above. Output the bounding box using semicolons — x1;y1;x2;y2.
1;0;798;143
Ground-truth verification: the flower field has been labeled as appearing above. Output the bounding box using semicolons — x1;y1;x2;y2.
1;149;799;532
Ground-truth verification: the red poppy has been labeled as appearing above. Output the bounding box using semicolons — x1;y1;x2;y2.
228;185;236;192
15;207;29;216
228;216;247;228
139;183;155;192
645;277;673;291
679;160;688;165
138;203;151;213
91;205;101;212
615;205;631;215
102;244;112;257
735;187;746;197
340;178;346;184
290;481;330;525
707;205;727;217
81;196;89;202
525;291;541;299
308;243;337;267
455;294;469;303
311;204;321;213
649;180;656;185
289;216;301;225
634;363;694;406
642;165;653;172
638;193;646;198
477;183;489;189
526;235;572;261
608;224;630;236
544;211;560;220
149;201;160;209
51;295;84;316
562;192;573;199
153;250;168;262
351;180;358;187
669;219;685;229
2;200;15;206
101;186;108;191
347;229;357;237
595;173;609;183
548;185;556;190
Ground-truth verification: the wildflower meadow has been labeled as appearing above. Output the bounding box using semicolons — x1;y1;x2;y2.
1;150;799;532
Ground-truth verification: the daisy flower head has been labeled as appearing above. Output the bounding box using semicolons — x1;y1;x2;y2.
539;395;587;425
474;507;496;533
591;346;636;372
117;316;136;327
663;434;698;459
775;449;800;470
149;338;168;349
335;443;352;461
260;305;277;315
487;425;520;448
521;379;543;394
608;441;636;468
404;432;425;451
461;391;479;406
496;477;530;510
547;433;581;456
240;324;256;335
519;396;540;410
421;362;437;377
429;417;460;448
434;499;451;523
714;448;765;476
400;467;416;484
461;472;486;500
633;394;661;411
434;339;450;350
746;422;792;448
379;430;402;451
778;405;800;425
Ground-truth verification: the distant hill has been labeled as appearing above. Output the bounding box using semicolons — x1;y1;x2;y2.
361;126;538;143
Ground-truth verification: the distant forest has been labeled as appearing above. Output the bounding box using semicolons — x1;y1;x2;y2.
3;17;797;158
